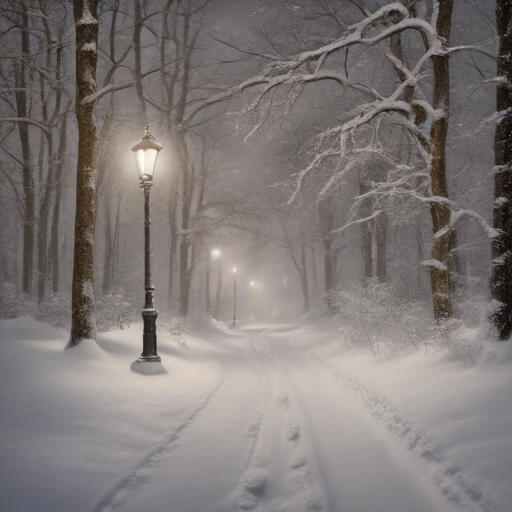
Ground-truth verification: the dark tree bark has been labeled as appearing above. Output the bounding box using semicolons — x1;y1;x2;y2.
133;0;147;114
282;214;310;314
318;197;337;297
14;5;35;295
49;112;68;293
428;0;454;321
300;242;310;313
490;0;512;340
68;0;99;346
359;181;387;283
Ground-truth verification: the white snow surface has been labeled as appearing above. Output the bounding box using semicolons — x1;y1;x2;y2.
1;317;511;512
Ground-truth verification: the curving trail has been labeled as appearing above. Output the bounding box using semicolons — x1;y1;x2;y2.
89;324;495;512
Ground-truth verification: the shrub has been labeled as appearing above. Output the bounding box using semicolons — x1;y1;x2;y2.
328;279;473;357
159;315;190;349
95;290;139;332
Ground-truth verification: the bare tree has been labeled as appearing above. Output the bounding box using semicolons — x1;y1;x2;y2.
68;0;99;346
189;1;498;321
0;0;72;302
490;0;512;340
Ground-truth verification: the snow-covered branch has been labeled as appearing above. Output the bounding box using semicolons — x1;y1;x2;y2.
434;209;501;240
330;210;383;235
81;83;133;105
421;259;448;271
186;2;444;124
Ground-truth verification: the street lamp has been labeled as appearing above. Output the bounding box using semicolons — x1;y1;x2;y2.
229;267;237;329
131;125;163;367
206;249;221;317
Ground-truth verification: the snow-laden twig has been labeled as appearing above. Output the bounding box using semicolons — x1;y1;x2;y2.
286;148;340;204
81;83;133;105
186;3;444;124
330;210;382;235
433;209;501;240
445;45;496;61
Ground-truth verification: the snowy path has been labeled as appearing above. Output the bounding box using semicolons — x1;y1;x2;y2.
86;325;493;512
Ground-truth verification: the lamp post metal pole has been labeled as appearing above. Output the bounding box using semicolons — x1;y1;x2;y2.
140;181;160;361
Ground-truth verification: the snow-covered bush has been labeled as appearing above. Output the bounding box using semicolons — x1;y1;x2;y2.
0;282;71;329
328;280;500;364
329;280;458;356
95;291;138;332
159;315;190;349
328;280;430;356
0;282;35;320
34;292;71;329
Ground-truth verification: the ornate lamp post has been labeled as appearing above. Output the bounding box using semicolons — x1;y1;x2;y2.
132;125;163;364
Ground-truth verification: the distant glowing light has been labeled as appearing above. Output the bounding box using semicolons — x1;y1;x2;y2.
211;249;220;257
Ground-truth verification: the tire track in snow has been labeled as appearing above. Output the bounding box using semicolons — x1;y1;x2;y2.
231;332;331;512
309;352;498;512
230;333;277;511
86;369;225;512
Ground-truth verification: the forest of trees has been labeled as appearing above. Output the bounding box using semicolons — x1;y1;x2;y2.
0;0;510;344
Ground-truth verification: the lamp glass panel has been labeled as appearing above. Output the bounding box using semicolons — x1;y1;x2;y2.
134;148;159;180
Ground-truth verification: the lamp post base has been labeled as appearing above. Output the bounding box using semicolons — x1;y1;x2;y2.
140;307;160;358
131;358;167;375
137;354;161;362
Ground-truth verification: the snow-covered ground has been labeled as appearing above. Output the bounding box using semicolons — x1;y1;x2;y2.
1;316;511;512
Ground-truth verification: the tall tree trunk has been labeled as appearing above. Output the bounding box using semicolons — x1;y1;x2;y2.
168;223;177;312
390;7;452;317
179;239;192;316
133;0;146;114
213;259;222;319
69;0;99;346
490;0;512;340
376;213;387;282
49;115;68;293
300;242;310;313
428;0;454;320
37;177;50;302
318;196;337;299
360;180;387;283
15;6;34;295
101;197;113;295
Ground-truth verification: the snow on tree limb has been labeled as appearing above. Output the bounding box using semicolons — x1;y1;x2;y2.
330;210;383;235
186;3;444;125
81;83;133;105
421;259;448;271
434;209;501;240
445;45;496;61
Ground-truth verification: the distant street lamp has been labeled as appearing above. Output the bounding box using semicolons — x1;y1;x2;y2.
206;249;221;317
131;125;163;364
229;267;237;329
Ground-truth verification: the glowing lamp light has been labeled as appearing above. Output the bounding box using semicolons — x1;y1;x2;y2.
131;125;163;182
